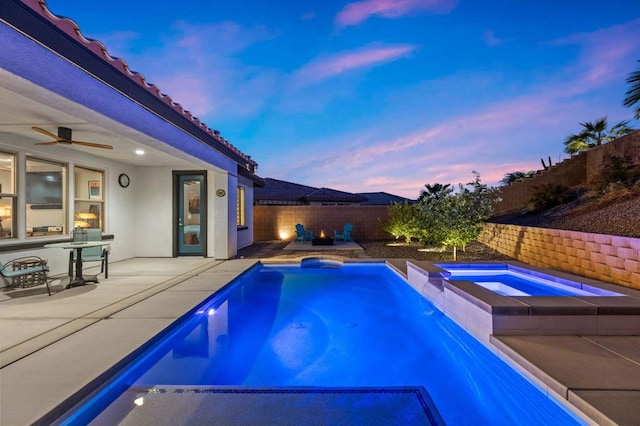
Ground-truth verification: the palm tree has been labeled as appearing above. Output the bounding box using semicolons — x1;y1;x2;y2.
623;59;640;119
563;116;634;154
501;171;534;186
418;183;452;203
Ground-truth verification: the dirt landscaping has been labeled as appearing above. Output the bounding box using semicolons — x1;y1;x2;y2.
236;240;512;261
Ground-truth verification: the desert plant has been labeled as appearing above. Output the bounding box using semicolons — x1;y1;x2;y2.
596;155;640;190
529;184;573;212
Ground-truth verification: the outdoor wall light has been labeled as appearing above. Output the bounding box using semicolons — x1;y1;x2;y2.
135;149;145;155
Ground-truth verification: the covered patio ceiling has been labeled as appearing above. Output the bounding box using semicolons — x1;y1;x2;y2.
0;72;194;168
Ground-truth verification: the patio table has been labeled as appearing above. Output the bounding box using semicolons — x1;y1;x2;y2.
44;241;111;288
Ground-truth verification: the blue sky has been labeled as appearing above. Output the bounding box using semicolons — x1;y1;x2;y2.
46;0;640;198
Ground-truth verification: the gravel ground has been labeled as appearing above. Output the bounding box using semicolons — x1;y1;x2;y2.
492;195;640;238
236;240;512;261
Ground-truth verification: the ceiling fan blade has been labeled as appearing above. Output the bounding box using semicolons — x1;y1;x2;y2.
32;126;60;140
70;141;114;150
34;141;60;146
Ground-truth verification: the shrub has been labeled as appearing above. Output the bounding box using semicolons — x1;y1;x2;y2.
596;155;640;190
529;184;573;212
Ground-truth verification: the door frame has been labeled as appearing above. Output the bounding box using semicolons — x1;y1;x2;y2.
173;170;208;257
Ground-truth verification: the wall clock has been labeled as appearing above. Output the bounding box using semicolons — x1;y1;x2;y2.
118;173;130;188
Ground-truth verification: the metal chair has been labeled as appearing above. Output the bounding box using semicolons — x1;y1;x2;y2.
69;229;109;278
0;256;52;295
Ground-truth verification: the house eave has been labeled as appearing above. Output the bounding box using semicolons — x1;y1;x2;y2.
1;0;258;172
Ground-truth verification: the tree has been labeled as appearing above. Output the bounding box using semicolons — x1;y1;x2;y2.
623;59;640;119
501;171;534;186
418;183;452;203
384;201;421;243
563;116;634;154
417;172;494;260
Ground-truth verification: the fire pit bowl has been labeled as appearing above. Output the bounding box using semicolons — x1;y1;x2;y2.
312;237;334;246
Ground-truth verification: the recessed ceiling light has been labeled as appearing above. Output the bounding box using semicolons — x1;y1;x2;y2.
135;149;145;155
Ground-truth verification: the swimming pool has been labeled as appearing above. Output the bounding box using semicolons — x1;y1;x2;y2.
436;263;622;297
56;263;585;425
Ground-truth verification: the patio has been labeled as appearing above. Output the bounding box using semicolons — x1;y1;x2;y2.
1;253;639;424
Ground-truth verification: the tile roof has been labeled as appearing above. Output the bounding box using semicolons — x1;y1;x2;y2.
357;192;415;205
255;178;368;203
20;0;256;169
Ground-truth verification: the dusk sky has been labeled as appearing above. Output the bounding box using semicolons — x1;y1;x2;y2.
46;0;640;198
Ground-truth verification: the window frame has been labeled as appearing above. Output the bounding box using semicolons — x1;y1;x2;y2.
236;185;246;226
25;156;67;238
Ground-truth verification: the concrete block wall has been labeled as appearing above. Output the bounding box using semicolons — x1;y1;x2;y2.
479;223;640;289
494;154;587;214
493;131;640;215
584;131;640;183
253;205;392;241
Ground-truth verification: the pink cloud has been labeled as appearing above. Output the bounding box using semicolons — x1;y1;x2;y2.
154;73;213;116
335;0;458;28
552;18;640;87
292;45;418;87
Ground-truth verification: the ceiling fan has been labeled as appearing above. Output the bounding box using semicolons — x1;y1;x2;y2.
32;126;113;150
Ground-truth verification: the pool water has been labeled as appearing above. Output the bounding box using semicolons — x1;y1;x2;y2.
436;263;622;297
59;263;584;425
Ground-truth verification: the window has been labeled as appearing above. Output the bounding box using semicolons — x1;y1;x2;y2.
0;152;16;239
26;157;66;237
236;186;245;226
74;167;104;230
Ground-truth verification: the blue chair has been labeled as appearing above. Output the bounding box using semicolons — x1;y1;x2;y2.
334;223;354;242
0;256;52;295
295;224;313;242
69;229;109;278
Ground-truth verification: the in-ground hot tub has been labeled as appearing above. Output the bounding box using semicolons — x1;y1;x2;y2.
435;263;623;297
406;261;640;339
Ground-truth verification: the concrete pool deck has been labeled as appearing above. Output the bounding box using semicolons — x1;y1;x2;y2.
0;256;639;424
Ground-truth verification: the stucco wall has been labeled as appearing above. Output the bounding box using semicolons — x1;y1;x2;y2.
479;223;640;289
253;205;392;241
494;131;640;215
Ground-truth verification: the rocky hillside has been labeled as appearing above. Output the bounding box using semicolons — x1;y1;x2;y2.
490;190;640;238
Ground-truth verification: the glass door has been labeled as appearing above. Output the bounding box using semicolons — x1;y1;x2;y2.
176;173;205;256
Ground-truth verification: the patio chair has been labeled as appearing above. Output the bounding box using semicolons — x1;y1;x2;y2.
69;229;109;278
0;256;52;295
334;223;354;242
295;224;314;242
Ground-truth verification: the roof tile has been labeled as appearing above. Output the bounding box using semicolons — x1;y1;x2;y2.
25;0;256;167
